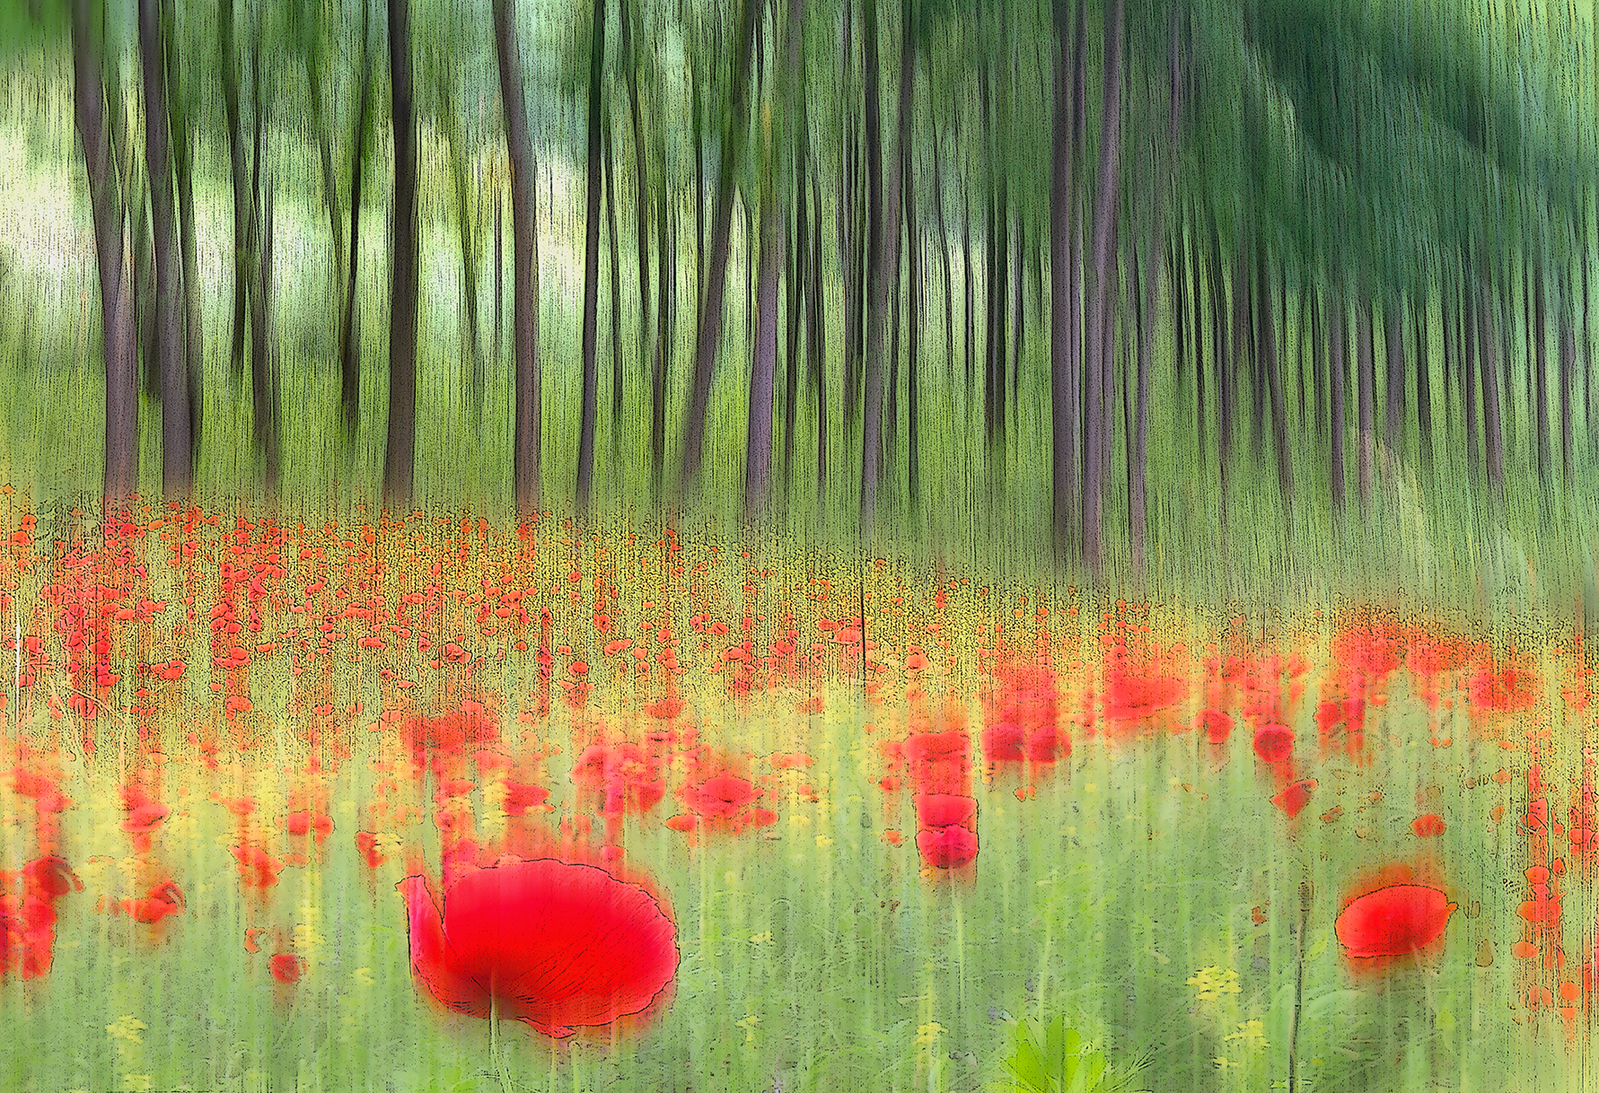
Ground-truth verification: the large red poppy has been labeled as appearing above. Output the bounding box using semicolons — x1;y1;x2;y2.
1335;883;1456;962
397;858;678;1038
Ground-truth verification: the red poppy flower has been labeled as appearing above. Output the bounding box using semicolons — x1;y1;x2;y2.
286;810;334;844
1468;666;1540;714
355;831;388;869
397;858;678;1038
916;825;979;869
1335;883;1456;963
230;844;283;889
1411;814;1447;838
1197;709;1234;744
914;794;977;830
270;952;306;983
1102;668;1186;721
500;781;552;816
1252;723;1294;764
1271;778;1317;819
680;773;761;819
114;880;185;924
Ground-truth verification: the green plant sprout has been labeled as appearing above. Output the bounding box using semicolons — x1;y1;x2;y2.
988;1015;1151;1093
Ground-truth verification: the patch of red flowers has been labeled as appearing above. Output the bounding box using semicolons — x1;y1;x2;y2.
1334;865;1456;973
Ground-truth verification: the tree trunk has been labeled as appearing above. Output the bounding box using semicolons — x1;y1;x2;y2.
1258;244;1291;505
810;171;828;492
575;0;606;518
678;0;760;495
860;0;914;536
1207;207;1230;502
139;0;191;495
1560;264;1576;485
1533;263;1549;483
1327;283;1346;512
1462;276;1479;479
383;0;419;506
1356;293;1374;509
339;0;373;429
1383;296;1405;470
604;111;624;457
494;0;542;518
859;0;884;433
248;27;277;493
1081;0;1122;573
73;0;139;506
1477;279;1505;495
1413;296;1432;474
162;0;203;458
746;173;780;517
220;0;251;382
620;0;651;391
650;174;675;498
931;119;954;386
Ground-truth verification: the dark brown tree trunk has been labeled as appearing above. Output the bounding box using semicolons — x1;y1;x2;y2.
220;0;251;382
1327;284;1346;511
1560;265;1576;484
1413;298;1432;473
620;0;651;388
139;0;191;495
383;0;419;507
248;30;278;494
810;171;828;491
494;0;542;518
1383;296;1405;469
1081;0;1122;572
74;0;139;506
1533;264;1549;483
162;0;203;457
575;0;607;518
1477;280;1505;495
1462;276;1479;479
1258;244;1291;505
339;0;373;429
678;0;760;494
604;112;624;449
650;175;675;498
746;173;780;517
1356;293;1374;508
861;0;915;535
1052;0;1079;548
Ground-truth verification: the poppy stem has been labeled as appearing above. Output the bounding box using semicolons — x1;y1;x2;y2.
490;996;513;1093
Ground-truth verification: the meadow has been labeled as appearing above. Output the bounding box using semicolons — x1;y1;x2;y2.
1;504;1593;1092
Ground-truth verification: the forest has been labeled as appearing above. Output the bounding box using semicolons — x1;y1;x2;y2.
1;0;1593;602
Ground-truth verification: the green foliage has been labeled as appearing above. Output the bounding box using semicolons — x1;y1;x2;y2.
988;1017;1150;1093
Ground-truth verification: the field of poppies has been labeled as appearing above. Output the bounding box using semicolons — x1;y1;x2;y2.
1;500;1596;1092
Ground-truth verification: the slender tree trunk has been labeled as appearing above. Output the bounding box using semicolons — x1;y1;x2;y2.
1462;276;1479;480
1383;296;1405;470
1477;279;1505;495
931;120;954;386
220;0;256;388
1328;283;1346;512
604;112;624;448
678;0;760;494
163;0;203;457
248;29;278;494
861;0;915;536
859;0;884;434
1560;264;1576;485
810;171;828;492
650;174;675;498
746;172;781;517
1258;244;1291;504
1080;0;1122;573
494;0;542;518
1207;207;1230;503
620;0;651;390
1414;296;1432;474
1356;293;1374;509
575;0;607;518
339;0;373;429
383;0;419;506
1187;195;1205;459
139;0;191;495
1533;263;1550;483
74;0;139;506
